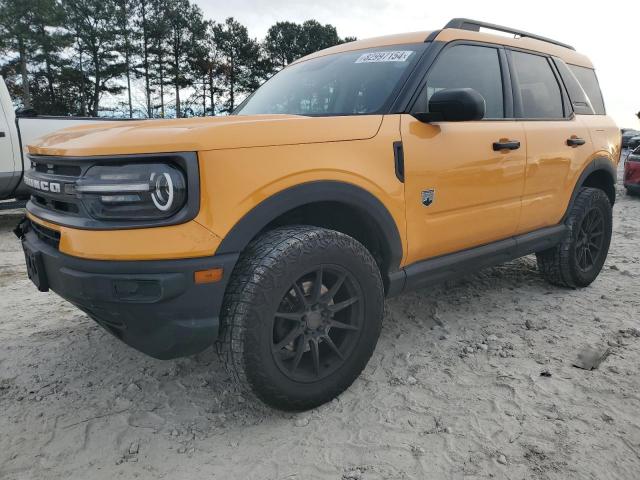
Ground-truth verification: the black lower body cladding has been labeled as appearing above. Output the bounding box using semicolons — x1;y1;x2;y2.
20;221;238;359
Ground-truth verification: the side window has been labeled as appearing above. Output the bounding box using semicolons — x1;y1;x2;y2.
510;51;564;119
568;65;606;115
421;44;504;119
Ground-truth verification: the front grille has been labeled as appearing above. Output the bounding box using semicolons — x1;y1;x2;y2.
31;221;61;249
32;194;80;214
26;155;86;218
34;163;82;177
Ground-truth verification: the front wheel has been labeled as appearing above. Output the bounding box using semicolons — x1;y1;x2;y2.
217;226;384;411
536;187;612;288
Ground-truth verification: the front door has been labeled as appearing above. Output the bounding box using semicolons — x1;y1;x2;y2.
401;43;526;265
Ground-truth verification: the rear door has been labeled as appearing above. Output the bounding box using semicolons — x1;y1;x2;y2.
401;43;526;264
507;49;594;234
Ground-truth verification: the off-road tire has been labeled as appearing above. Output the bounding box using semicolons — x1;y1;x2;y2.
536;187;612;288
216;225;384;411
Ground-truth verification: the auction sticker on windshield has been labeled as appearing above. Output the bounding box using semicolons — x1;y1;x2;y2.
355;51;414;63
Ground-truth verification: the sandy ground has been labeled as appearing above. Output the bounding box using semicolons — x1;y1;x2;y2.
1;162;639;480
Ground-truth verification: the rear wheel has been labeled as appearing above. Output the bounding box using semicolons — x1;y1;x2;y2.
217;225;384;411
536;187;612;288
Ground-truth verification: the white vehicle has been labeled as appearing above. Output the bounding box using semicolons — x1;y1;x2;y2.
0;76;124;200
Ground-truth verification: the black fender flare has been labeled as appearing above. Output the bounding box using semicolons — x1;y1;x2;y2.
215;180;404;274
562;157;617;222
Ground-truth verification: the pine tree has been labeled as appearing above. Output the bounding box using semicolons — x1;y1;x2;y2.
298;20;341;57
264;21;303;70
115;0;138;118
136;0;154;117
148;0;170;117
0;0;39;108
164;0;205;118
190;20;218;116
213;17;262;113
263;20;355;74
30;0;67;113
64;0;125;116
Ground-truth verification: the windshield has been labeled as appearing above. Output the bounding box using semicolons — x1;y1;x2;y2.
236;44;426;116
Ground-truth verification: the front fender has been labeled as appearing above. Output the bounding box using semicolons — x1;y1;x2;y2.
214;180;403;274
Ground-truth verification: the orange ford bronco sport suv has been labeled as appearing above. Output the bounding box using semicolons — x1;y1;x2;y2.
16;19;620;410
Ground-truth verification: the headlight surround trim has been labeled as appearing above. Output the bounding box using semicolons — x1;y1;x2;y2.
24;152;200;230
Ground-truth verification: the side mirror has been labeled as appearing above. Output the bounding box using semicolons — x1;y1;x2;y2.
412;88;485;123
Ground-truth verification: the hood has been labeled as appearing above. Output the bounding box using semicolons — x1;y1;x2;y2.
27;114;384;157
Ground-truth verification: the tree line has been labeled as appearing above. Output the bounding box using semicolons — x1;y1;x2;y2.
0;0;355;118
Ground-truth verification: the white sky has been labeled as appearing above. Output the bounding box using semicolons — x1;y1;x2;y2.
195;0;640;128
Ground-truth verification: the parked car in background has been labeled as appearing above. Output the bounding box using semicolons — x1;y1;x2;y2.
624;146;640;195
622;129;640;148
628;135;640;151
0;77;122;200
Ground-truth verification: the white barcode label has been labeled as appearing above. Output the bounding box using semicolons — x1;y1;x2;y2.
355;51;414;63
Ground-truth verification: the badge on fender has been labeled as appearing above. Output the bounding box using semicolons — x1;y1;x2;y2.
421;189;435;207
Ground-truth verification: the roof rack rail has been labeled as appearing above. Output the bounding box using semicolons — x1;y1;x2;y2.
444;18;575;51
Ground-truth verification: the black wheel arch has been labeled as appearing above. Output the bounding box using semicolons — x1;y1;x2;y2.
562;157;616;222
215;181;404;292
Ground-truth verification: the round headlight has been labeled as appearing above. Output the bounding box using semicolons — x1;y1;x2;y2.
151;172;175;211
76;162;187;221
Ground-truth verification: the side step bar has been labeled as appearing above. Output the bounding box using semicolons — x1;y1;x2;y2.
387;224;567;296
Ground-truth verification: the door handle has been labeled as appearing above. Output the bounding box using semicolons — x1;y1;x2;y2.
0;131;5;138
493;139;520;151
566;137;586;147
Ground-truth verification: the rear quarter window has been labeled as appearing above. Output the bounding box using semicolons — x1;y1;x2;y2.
569;65;606;115
553;59;595;115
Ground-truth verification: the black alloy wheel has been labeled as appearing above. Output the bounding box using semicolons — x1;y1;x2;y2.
575;207;605;272
271;265;363;382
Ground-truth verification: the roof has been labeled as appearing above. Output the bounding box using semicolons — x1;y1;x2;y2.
295;21;592;69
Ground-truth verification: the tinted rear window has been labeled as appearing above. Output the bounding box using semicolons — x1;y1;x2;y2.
510;51;564;119
569;65;606;115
